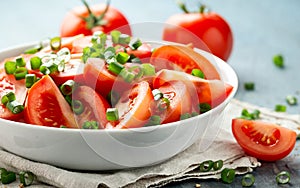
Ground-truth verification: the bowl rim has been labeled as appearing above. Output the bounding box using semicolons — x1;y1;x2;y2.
0;40;238;134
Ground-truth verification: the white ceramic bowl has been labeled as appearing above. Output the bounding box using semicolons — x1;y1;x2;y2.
0;42;238;170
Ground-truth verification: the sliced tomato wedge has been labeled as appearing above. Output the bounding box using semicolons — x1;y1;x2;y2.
154;81;192;124
126;43;152;61
232;118;297;161
24;75;78;128
114;81;153;129
153;69;232;108
83;58;132;98
72;86;110;129
150;45;220;80
0;59;27;120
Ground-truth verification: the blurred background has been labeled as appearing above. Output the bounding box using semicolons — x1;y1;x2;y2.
0;0;299;114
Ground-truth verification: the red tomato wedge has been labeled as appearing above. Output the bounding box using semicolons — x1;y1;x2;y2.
126;43;152;60
84;58;131;98
150;45;220;80
114;81;153;129
154;81;192;124
24;75;78;128
72;86;110;129
232;118;297;161
153;69;232;108
0;60;27;120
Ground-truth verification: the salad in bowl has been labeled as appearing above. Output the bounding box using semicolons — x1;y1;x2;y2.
0;31;237;170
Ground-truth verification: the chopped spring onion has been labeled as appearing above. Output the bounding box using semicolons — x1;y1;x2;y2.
275;104;286;112
30;56;42;70
145;115;161;126
241;174;255;187
82;121;99;129
4;61;17;74
60;80;76;96
180;113;191;120
57;47;71;63
191;112;199;117
213;160;223;171
141;63;156;76
104;47;116;61
107;90;120;106
152;89;163;101
129;38;142;50
118;34;131;45
273;54;284;68
24;44;42;54
108;61;124;75
127;65;144;79
1;92;16;105
1;169;16;184
14;67;28;80
119;69;135;83
106;108;119;121
16;56;26;67
6;100;24;114
244;82;255;91
286;95;297;105
276;171;290;184
64;95;72;105
72;100;84;115
50;36;61;51
111;30;121;44
221;168;236;184
191;69;205;79
39;62;58;75
199;103;211;113
116;52;130;64
199;160;214;172
241;109;260;120
25;74;37;88
158;97;170;111
130;57;142;64
19;171;35;187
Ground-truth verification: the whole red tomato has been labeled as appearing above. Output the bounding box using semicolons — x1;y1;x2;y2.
162;2;233;61
60;0;131;37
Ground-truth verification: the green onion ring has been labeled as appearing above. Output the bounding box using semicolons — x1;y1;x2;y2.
276;171;290;184
221;168;235;184
213;160;223;171
72;100;85;115
50;36;61;51
199;160;214;172
19;171;35;186
241;174;255;187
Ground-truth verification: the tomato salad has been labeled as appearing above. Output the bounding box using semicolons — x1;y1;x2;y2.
0;31;233;129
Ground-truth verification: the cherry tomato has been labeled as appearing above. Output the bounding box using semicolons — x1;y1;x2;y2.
154;81;192;124
153;69;232;108
0;59;27;120
60;1;131;37
24;75;78;128
150;45;220;80
72;85;110;129
232;118;297;161
162;3;233;61
114;81;153;129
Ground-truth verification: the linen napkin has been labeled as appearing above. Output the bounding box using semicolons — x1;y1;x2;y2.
0;99;299;188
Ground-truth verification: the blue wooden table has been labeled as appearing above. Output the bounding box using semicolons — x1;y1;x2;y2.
0;0;299;187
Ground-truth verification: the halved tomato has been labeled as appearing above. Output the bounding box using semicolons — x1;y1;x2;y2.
154;81;192;124
72;86;110;129
153;69;232;108
24;75;78;128
0;59;27;120
232;118;297;161
114;81;153;129
150;45;220;80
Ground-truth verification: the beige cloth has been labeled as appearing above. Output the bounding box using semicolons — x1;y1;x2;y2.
0;99;299;188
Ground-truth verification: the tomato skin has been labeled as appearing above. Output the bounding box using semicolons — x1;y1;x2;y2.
114;81;153;129
60;4;131;37
150;45;220;80
163;12;233;61
153;69;232;108
232;118;297;161
72;86;110;129
155;81;192;124
126;43;152;61
24;75;78;128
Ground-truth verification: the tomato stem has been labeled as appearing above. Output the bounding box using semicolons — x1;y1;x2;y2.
177;0;189;13
80;0;111;30
177;0;210;14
